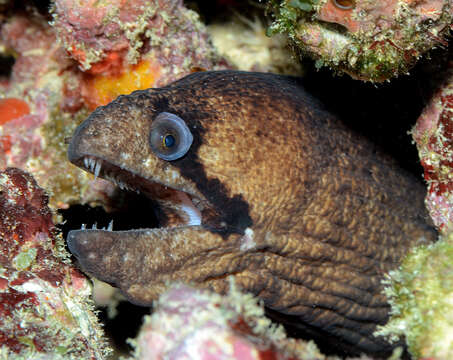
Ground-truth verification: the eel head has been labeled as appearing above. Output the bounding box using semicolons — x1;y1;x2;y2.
66;71;284;305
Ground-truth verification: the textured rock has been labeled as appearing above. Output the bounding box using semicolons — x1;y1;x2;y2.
0;168;111;359
52;0;231;109
128;282;379;360
376;232;453;359
267;0;452;81
412;60;453;234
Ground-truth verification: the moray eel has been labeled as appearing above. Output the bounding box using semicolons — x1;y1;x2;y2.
67;70;436;356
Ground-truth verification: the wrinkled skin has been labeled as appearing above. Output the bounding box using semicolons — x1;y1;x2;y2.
67;70;436;356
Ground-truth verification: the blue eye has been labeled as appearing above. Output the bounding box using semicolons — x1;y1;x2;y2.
163;134;175;148
149;112;193;161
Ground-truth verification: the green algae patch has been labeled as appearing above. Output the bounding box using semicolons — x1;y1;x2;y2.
376;233;453;358
265;0;452;81
13;248;38;270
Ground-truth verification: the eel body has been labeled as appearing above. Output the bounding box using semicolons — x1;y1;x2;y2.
67;70;436;356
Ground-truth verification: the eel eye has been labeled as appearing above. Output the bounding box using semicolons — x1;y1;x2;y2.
149;112;193;161
332;0;355;10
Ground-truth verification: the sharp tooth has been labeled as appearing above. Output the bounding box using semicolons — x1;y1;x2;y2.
81;223;86;229
107;220;113;231
94;160;102;180
92;223;97;229
84;157;89;169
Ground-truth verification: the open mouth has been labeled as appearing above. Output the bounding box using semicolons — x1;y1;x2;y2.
72;155;224;233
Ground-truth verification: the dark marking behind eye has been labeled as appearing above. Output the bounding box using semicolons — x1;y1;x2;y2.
152;91;253;238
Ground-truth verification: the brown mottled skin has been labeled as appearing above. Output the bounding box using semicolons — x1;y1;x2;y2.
67;70;436;356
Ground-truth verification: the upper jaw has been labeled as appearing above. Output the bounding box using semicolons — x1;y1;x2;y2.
69;153;218;231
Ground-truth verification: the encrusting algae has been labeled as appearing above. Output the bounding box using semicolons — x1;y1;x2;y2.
266;0;452;81
0;168;111;359
376;232;453;359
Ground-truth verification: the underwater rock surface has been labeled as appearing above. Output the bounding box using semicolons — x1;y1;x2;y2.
267;0;452;81
128;282;380;360
413;59;453;235
52;0;231;109
0;168;110;359
376;232;453;359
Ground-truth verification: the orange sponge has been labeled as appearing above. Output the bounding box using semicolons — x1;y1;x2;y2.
0;98;30;125
82;59;161;110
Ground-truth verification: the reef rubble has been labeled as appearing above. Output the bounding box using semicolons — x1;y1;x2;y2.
0;167;110;359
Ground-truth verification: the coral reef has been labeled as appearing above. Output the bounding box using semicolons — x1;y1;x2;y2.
266;0;452;81
52;0;230;109
412;59;453;234
376;232;453;359
0;12;108;210
0;167;110;359
128;281;380;360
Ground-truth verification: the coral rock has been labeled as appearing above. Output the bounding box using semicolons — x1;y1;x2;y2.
128;282;379;360
376;233;453;359
267;0;452;81
0;168;111;359
413;60;453;234
53;0;231;109
0;13;96;210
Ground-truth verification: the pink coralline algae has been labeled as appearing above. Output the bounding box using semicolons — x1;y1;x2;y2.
413;60;453;234
0;168;110;359
267;0;453;81
129;282;378;360
0;12;101;210
52;0;230;109
130;282;321;360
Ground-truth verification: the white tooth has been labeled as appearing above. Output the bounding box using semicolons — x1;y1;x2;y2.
84;157;89;169
181;203;202;226
92;223;97;229
107;220;113;231
94;160;102;180
81;223;86;229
